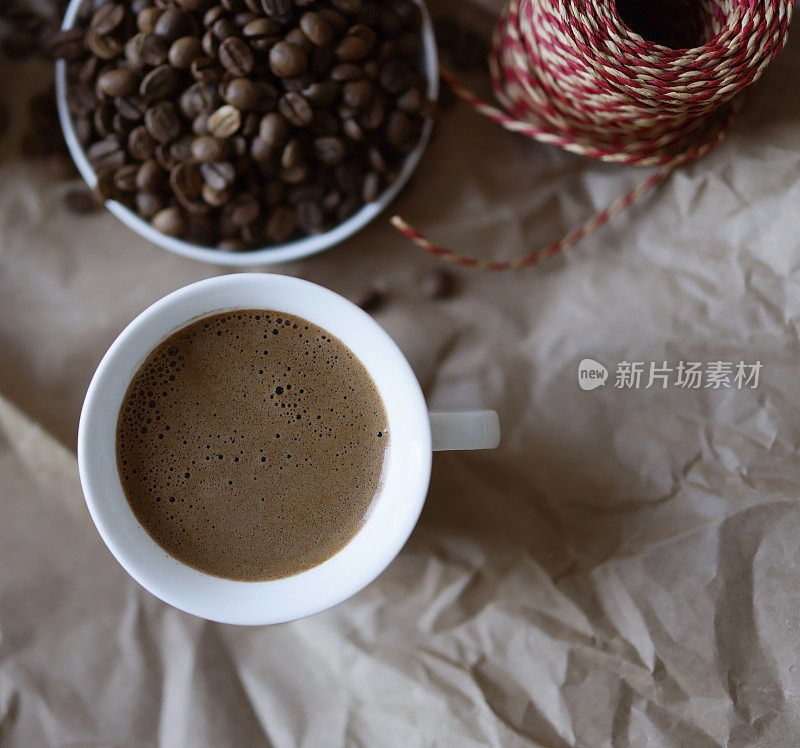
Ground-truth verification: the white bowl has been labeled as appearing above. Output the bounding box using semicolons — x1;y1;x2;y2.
55;0;438;266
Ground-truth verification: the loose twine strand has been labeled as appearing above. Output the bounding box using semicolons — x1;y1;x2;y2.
391;0;794;271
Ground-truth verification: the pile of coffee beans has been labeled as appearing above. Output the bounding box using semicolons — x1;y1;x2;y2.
56;0;433;250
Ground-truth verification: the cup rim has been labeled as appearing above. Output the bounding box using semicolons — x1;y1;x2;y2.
77;274;432;624
55;0;439;266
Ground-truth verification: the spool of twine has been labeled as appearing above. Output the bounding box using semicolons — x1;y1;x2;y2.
392;0;794;271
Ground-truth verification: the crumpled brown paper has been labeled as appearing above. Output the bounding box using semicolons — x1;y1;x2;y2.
3;0;800;744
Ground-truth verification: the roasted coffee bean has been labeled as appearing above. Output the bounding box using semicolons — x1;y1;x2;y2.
342;78;372;109
199;160;236;190
203;4;226;27
348;24;377;49
152;206;186;235
181;82;220;118
95;168;116;199
222;78;261;109
154;9;195;42
379;58;413;94
66;83;97;117
170;136;194;162
386;109;412;147
313;136;345;165
136;158;167;190
87;136;125;171
191;135;229;161
218;238;247;251
137;7;162;33
86;30;123;59
299;12;334;46
168;36;202;68
93;103;114;136
321;189;341;211
202;183;231;207
114;163;140;191
281;164;308;183
337;194;359;221
91;4;125;35
396;87;422;113
296;200;323;232
170;162;203;204
98;68;139;97
281;138;303;169
342;118;363;141
335;34;369;62
227;192;259;225
145;101;182;142
125;33;169;68
331;62;362;81
330;0;363;16
116;95;147;120
421;269;456;299
136;191;165;218
128;125;157;159
74;116;93;145
219;37;254;76
64;186;101;214
269;42;308;77
199;28;217;56
278;92;312;126
140;64;182;100
190;56;221;82
367;145;386;172
260;0;293;17
285;28;314;52
266;205;296;241
111;114;135;140
258;112;289;147
250;137;272;161
243;17;281;39
359;96;384;129
335;161;362;194
361;169;380;201
192;111;211;134
207;104;241;137
241;112;260;138
302;80;338;106
48;29;87;60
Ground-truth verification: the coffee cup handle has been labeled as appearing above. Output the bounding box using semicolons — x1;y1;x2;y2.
428;411;500;452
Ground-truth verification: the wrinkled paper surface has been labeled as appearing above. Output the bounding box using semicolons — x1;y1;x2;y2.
2;2;800;745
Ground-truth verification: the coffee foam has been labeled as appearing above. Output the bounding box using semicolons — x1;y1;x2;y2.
116;310;388;581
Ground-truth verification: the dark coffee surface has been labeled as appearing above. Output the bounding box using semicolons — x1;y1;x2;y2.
116;309;388;581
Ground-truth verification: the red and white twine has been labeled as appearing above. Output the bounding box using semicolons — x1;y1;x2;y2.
392;0;794;270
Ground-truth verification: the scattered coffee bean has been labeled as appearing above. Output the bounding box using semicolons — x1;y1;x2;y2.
421;269;457;299
353;286;385;312
63;186;101;214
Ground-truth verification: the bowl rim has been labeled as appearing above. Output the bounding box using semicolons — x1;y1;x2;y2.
55;0;439;267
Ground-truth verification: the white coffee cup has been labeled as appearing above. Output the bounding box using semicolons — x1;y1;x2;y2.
78;274;499;625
